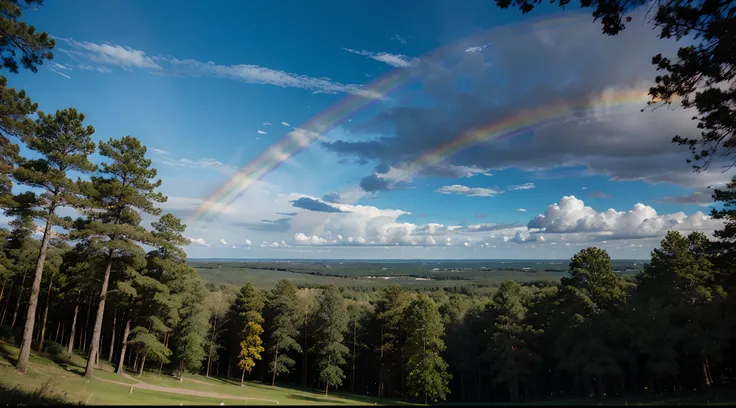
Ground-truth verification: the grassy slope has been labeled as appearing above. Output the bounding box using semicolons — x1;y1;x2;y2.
0;341;407;406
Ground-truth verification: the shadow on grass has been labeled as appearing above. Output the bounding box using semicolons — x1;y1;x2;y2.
0;379;82;406
289;393;326;402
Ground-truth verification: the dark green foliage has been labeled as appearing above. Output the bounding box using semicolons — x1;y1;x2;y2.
312;285;349;394
0;0;55;74
265;280;302;383
403;293;451;403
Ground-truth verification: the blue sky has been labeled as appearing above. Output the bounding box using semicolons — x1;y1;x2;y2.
5;0;732;259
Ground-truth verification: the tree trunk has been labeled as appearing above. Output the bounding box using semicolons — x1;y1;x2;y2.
206;342;213;378
271;342;279;386
0;278;7;306
54;321;61;344
82;296;92;352
67;303;79;354
133;353;140;372
108;311;117;362
302;313;308;387
116;319;131;374
15;215;53;374
37;271;55;352
378;327;384;397
325;382;329;396
158;332;168;375
60;323;65;347
1;280;13;325
11;270;27;328
241;369;245;386
138;354;146;377
84;249;114;378
351;317;356;393
702;354;713;396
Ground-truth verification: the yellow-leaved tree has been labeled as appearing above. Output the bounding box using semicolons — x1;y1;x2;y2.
238;320;265;386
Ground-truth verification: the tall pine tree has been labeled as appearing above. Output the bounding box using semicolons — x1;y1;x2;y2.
14;108;96;373
71;136;165;377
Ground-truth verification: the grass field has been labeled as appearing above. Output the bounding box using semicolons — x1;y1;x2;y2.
193;265;574;289
0;341;409;406
1;341;733;406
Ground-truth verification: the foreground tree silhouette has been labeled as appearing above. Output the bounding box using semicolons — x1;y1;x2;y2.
72;136;165;378
13;108;96;373
0;77;37;210
0;0;55;74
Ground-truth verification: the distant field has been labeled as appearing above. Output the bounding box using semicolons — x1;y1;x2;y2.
190;259;644;289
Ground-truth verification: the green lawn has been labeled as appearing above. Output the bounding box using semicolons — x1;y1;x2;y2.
0;341;410;406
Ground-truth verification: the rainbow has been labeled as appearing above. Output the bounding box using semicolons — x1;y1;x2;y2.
303;87;653;239
387;87;654;185
190;12;592;222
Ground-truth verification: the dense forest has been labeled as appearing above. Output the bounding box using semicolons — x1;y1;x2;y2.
1;0;736;405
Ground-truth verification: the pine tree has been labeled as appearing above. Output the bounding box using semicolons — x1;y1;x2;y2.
171;273;209;381
238;321;264;386
0;77;38;210
266;279;302;386
0;0;55;74
484;281;540;403
375;285;410;397
634;231;727;395
404;293;452;404
71;135;165;377
13;107;96;373
312;285;349;396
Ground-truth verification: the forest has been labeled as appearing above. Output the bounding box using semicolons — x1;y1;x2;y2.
1;0;736;405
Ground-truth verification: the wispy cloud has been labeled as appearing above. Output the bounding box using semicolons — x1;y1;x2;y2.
49;68;71;79
465;44;490;53
281;122;290;127
515;208;528;212
588;190;611;198
148;148;234;173
53;62;72;70
56;38;384;98
257;130;267;135
436;185;501;197
60;38;161;69
263;122;272;126
390;34;407;44
342;48;418;68
507;182;536;191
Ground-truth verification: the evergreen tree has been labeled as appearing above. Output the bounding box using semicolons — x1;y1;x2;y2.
171;273;208;381
0;0;55;74
0;77;37;210
238;321;264;386
312;285;349;396
13;107;96;373
634;231;728;395
375;285;410;397
484;281;540;403
404;293;452;404
265;279;301;386
71;135;165;377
